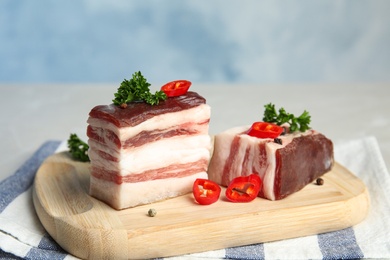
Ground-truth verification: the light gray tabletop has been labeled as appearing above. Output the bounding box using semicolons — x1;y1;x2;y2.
1;83;389;182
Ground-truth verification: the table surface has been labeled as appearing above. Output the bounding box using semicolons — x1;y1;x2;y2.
1;83;389;182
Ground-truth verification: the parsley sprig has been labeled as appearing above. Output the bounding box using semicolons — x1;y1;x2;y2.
67;133;90;162
263;103;311;132
113;71;167;107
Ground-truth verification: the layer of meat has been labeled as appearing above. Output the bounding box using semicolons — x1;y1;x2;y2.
88;91;206;128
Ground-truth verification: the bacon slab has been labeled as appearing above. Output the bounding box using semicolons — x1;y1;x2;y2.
87;92;211;209
208;125;334;200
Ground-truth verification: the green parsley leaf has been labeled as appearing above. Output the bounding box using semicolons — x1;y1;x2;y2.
67;133;90;162
263;103;311;132
112;71;167;106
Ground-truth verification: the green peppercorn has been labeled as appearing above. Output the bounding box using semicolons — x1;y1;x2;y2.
148;208;157;217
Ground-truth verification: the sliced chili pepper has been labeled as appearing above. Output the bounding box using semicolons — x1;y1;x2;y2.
161;80;191;97
247;122;283;139
193;178;221;205
225;174;262;203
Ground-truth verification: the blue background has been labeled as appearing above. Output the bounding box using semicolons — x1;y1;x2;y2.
1;0;389;84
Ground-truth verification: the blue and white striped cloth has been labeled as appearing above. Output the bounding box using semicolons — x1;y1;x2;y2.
1;136;390;259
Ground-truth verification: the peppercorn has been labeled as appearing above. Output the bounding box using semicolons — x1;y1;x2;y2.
316;178;324;186
274;138;283;145
281;127;287;136
148;208;157;217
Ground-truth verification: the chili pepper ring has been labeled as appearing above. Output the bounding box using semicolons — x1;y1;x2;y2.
225;174;262;203
193;179;221;205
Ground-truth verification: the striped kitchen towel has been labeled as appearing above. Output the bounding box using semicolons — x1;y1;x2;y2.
0;136;389;259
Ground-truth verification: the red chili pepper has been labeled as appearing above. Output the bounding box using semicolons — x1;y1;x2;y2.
247;122;283;139
225;174;262;203
161;80;191;97
193;179;221;205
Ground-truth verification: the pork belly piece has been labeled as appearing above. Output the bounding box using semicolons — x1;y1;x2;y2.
208;125;334;200
87;91;211;209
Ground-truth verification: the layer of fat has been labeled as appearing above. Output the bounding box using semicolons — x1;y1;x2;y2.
89;171;208;209
87;104;210;141
89;134;211;175
209;125;318;200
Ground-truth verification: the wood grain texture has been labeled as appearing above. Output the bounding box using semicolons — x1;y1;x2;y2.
33;152;370;259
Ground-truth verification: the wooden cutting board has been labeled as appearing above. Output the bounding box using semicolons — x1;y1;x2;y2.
33;152;370;260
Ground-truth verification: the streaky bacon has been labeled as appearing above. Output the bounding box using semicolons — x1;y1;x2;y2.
208;125;334;201
87;91;211;209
